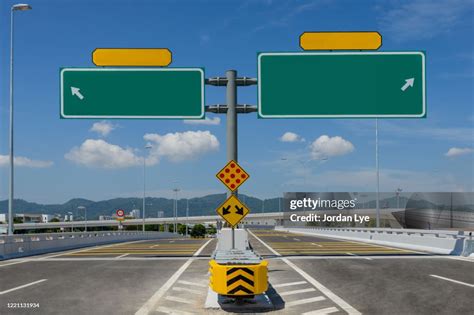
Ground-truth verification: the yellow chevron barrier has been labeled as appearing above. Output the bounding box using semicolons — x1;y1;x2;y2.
209;260;268;296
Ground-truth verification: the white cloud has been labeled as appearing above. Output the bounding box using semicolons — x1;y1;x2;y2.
445;147;474;158
378;0;474;42
65;139;142;169
90;120;117;137
310;135;354;160
0;155;53;168
184;117;221;126
144;130;219;162
279;132;304;143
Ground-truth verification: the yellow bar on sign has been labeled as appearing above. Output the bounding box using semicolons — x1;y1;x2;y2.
300;32;382;50
92;48;172;66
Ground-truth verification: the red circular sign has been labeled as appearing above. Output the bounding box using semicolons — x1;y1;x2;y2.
116;209;125;217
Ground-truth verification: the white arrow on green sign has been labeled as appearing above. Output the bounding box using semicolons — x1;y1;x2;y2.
258;52;426;118
60;68;204;119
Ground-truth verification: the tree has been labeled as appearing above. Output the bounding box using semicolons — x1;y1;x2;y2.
50;218;60;223
208;224;217;235
13;217;23;224
178;224;187;235
190;224;206;238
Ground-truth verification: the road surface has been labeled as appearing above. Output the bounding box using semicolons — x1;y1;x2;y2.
0;230;472;315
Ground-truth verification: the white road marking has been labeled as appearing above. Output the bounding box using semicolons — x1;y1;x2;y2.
302;306;339;315
448;256;474;263
135;239;212;315
172;286;204;295
248;229;361;315
40;240;145;259
0;279;47;295
177;280;208;288
346;252;372;261
115;253;129;259
312;243;323;247
155;306;194;315
169;240;175;243
273;281;307;288
280;287;316;296
286;296;326;307
150;244;160;248
430;275;474;288
165;296;194;304
294;238;301;241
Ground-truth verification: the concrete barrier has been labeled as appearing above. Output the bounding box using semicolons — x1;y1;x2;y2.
276;227;474;256
0;231;177;260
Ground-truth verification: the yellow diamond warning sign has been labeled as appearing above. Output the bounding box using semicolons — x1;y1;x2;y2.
216;195;250;227
216;160;249;192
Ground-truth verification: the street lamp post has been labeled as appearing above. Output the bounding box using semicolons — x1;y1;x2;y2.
185;198;189;237
8;3;32;236
173;187;180;234
143;145;152;232
77;206;86;232
68;212;73;233
375;119;380;228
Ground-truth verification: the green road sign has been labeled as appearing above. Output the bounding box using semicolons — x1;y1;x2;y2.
60;68;204;119
258;52;426;118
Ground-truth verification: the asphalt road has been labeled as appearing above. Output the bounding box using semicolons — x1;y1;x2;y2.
1;230;473;315
249;229;474;315
0;237;216;315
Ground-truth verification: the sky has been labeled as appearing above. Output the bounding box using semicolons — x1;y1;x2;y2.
0;0;472;204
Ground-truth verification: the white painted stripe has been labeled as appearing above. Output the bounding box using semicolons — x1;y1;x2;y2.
135;239;212;315
0;279;47;295
294;238;301;241
273;281;307;288
286;296;325;307
155;306;194;315
312;243;323;247
302;306;339;315
40;240;146;259
165;296;194;304
204;287;220;309
430;275;474;288
172;286;203;295
177;280;208;288
193;239;213;257
248;229;361;315
280;287;316;296
115;253;129;259
346;253;372;261
448;256;474;263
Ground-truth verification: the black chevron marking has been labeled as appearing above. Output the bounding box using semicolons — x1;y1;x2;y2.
222;205;231;215
227;274;254;287
228;285;253;295
227;267;254;276
235;205;244;215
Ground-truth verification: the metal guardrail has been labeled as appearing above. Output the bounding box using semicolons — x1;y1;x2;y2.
301;227;472;239
278;226;474;256
0;231;176;260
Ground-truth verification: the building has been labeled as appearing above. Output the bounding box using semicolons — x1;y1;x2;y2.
15;214;42;223
41;214;53;223
0;213;6;223
157;211;164;218
99;215;113;221
130;209;140;219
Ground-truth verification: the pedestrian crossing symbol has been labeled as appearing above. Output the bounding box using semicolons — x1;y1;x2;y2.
216;195;250;227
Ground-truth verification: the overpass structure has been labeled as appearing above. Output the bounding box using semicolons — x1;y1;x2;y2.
0;212;284;231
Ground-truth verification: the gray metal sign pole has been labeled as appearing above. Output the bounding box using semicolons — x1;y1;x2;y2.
226;70;237;249
206;72;257;250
